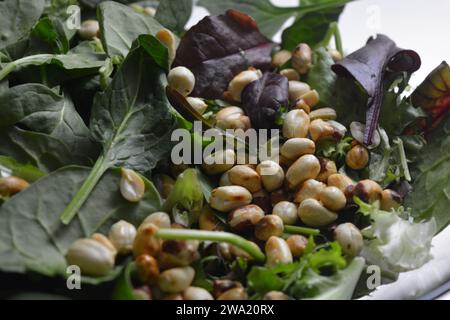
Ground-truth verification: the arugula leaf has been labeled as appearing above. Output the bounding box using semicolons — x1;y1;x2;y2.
0;0;46;51
198;0;352;38
60;35;176;224
0;156;46;183
155;0;193;34
98;1;165;58
0;166;161;276
281;7;344;51
406;114;450;233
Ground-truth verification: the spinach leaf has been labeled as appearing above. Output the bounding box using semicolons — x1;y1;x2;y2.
173;10;274;99
0;166;161;276
0;52;106;82
155;0;193;34
0;0;46;51
198;0;352;38
60;35;176;224
281;7;344;51
31;17;70;54
0;156;46;183
406;115;450;233
241;72;289;129
0;84;98;170
98;1;165;58
0;126;82;172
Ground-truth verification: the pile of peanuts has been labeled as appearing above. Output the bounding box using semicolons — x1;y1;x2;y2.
61;43;404;300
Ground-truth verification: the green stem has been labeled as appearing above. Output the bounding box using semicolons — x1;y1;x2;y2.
155;229;266;262
332;22;344;57
0;54;54;82
394;137;411;181
0;62;17;82
60;154;109;225
284;225;320;236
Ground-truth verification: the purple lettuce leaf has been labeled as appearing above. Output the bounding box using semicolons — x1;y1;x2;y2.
332;34;421;145
173;9;274;99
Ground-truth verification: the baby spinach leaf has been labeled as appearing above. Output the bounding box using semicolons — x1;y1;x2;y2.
0;0;46;51
0;126;83;172
406;115;450;233
155;0;193;35
0;84;98;169
60;36;176;224
0;156;46;183
241;72;289;129
31;16;70;54
0;52;106;82
332;34;421;145
281;7;344;51
173;10;274;99
0;166;161;276
98;1;165;58
199;0;352;38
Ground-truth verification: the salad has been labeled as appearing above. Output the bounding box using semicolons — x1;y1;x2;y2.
0;0;449;300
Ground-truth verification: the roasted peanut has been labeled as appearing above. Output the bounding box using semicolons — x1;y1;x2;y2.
210;186;252;212
272;201;298;225
254;215;284;241
298;198;338;227
286;154;321;189
265;236;293;266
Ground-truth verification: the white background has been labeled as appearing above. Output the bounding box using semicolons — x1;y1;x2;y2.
189;0;450;299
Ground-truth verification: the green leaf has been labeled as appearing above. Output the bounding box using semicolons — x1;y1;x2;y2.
294;257;365;300
0;52;106;82
155;0;193;34
0;126;85;173
198;0;352;38
0;156;46;182
305;47;337;108
0;84;98;168
0;0;46;51
112;262;137;300
281;7;344;51
32;16;70;54
163;168;204;227
406;115;450;233
98;1;165;58
0;166;162;276
60;36;176;224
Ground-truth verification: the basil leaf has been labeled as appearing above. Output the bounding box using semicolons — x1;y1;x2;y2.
0;0;46;51
60;35;176;224
98;1;165;58
155;0;193;34
0;166;162;276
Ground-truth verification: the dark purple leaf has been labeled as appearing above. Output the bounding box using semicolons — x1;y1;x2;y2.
241;72;289;129
173;9;274;99
332;34;421;145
